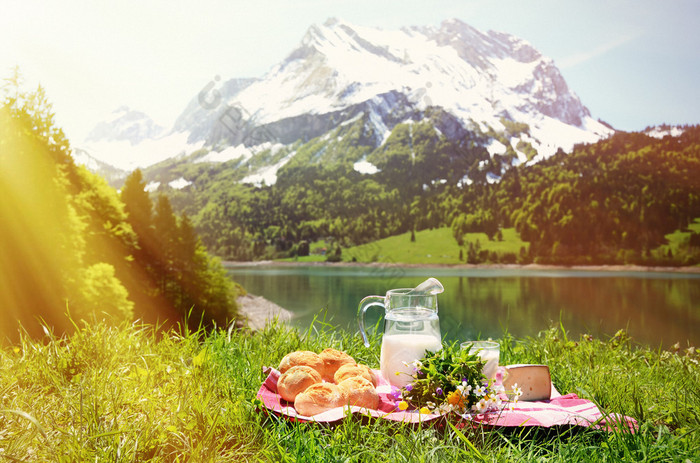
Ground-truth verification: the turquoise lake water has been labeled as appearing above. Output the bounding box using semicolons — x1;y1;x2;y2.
226;264;700;348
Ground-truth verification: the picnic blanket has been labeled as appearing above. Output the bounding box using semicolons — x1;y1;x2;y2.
256;366;637;432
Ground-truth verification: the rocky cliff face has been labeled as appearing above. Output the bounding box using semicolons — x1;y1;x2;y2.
173;77;258;143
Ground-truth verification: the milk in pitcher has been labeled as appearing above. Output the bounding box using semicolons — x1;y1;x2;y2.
380;333;442;388
380;308;442;388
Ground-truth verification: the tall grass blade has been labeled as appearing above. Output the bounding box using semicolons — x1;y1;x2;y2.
447;421;486;461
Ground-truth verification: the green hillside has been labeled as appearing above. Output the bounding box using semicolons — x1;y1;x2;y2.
150;120;700;267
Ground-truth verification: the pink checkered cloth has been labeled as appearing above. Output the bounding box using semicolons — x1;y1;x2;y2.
465;393;637;432
256;366;637;432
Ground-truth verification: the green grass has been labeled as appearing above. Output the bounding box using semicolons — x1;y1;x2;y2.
0;318;698;461
657;218;700;255
648;217;700;266
343;227;528;264
278;240;331;263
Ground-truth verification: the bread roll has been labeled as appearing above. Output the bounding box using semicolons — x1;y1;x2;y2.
333;363;376;386
294;383;347;416
337;376;379;410
277;365;322;402
278;350;324;376
319;348;355;382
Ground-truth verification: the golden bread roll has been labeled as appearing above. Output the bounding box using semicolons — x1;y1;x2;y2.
294;383;347;416
277;365;322;402
319;348;355;382
278;350;324;376
337;376;379;410
334;363;376;386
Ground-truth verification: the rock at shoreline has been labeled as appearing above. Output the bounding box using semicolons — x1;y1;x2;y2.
237;294;292;330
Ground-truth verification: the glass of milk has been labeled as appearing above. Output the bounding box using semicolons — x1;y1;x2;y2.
358;286;443;388
461;341;500;381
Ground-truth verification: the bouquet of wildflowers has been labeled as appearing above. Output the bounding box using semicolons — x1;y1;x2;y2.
393;341;522;415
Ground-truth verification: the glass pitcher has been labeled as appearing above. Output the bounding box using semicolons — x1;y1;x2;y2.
358;287;442;387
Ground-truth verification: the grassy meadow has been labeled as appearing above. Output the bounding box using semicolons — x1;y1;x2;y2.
0;318;698;461
283;227;529;265
283;224;700;267
658;218;700;258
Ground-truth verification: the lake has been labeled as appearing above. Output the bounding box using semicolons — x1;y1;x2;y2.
226;264;700;348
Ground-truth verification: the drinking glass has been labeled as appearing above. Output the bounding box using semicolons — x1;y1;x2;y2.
461;340;499;381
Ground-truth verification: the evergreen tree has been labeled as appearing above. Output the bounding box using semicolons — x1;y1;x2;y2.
119;169;165;317
176;213;198;277
121;170;153;245
120;175;240;329
0;74;134;340
153;194;178;277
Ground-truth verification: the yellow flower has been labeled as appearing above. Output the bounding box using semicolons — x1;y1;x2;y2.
447;391;465;408
395;371;401;376
419;407;431;414
398;401;408;411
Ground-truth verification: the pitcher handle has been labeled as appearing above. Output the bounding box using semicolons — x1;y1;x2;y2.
358;295;385;348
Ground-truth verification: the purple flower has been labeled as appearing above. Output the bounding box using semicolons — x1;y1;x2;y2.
390;386;402;400
405;384;413;392
436;387;443;396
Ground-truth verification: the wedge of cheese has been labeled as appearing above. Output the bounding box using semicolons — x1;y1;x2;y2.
502;364;551;401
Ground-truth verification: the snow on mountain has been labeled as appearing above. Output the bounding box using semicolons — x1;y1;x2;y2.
71;147;128;186
77;17;614;185
143;177;192;191
241;148;297;186
77;105;206;172
229;17;611;158
80;131;204;171
75;79;260;173
644;125;686;139
194;144;252;164
353;159;380;174
85;106;166;145
168;177;192;189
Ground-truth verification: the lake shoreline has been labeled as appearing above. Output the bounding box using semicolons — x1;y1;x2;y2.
226;260;700;347
236;293;293;331
224;260;700;274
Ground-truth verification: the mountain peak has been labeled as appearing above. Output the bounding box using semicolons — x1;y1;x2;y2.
239;18;608;140
323;16;341;27
85;107;165;145
79;18;614;178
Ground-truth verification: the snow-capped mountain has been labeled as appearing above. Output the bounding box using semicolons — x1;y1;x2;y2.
220;18;611;157
85;106;165;145
78;106;202;172
71;148;128;186
75;18;614;185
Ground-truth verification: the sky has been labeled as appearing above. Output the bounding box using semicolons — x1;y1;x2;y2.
2;0;699;142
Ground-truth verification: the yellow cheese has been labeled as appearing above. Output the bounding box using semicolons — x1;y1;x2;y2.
502;364;551;401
